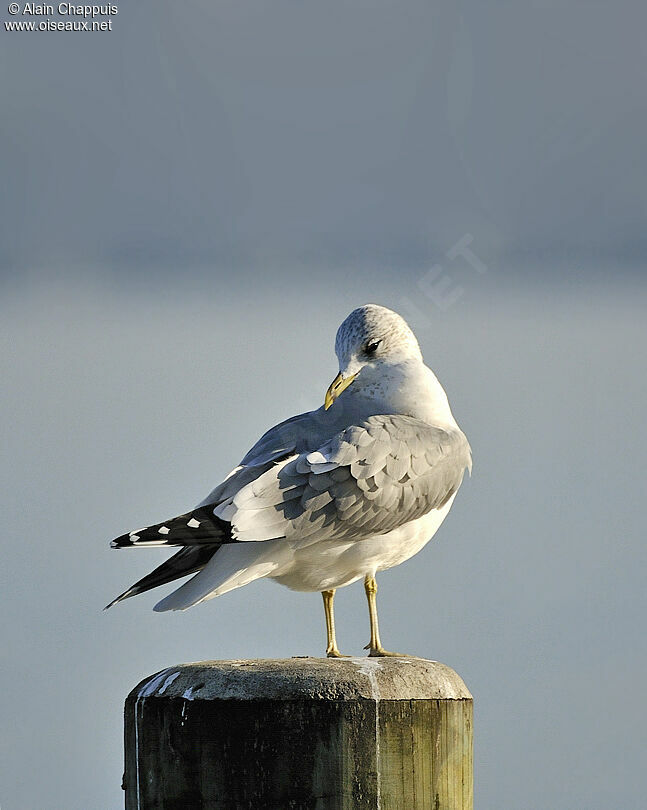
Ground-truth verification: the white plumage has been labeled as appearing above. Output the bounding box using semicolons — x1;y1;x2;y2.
108;304;471;656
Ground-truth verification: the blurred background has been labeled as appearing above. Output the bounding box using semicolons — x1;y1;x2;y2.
1;2;645;808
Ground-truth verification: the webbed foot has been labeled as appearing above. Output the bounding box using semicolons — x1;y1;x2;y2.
364;643;412;658
326;647;351;659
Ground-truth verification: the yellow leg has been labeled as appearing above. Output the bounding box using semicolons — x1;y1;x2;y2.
322;589;346;658
363;575;406;657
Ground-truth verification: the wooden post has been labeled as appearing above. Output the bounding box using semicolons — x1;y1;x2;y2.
123;658;472;809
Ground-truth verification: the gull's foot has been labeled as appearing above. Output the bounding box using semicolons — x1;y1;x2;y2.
364;643;412;658
326;647;350;658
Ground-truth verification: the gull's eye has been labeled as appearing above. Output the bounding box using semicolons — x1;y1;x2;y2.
364;340;381;357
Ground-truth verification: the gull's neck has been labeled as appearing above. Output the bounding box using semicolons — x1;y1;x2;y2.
345;359;459;430
401;363;458;428
416;365;458;427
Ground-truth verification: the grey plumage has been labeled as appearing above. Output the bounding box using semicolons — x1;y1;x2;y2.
229;414;471;544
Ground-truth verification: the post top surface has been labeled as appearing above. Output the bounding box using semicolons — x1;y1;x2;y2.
130;657;472;703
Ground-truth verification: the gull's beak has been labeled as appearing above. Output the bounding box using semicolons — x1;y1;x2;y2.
324;371;358;410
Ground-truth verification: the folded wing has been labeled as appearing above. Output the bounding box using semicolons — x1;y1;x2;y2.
107;412;471;607
229;414;472;545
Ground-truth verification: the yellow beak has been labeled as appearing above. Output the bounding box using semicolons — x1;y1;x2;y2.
324;371;358;410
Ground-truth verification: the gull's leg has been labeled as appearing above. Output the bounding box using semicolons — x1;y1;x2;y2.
363;575;406;657
322;589;347;658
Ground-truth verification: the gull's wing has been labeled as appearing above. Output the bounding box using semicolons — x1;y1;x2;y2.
106;410;332;604
152;415;470;613
107;412;470;607
104;545;217;609
196;409;335;509
112;410;327;548
229;414;472;544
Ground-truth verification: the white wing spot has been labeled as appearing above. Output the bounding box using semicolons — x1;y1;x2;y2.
158;526;170;535
306;450;329;464
187;518;200;528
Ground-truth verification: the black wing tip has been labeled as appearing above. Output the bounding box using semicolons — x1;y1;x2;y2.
104;587;136;610
109;506;232;550
110;528;148;548
105;540;223;611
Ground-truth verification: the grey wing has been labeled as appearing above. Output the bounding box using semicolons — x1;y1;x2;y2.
196;409;332;511
228;414;472;544
107;410;331;604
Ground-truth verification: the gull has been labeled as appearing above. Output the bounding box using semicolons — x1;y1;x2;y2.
106;304;471;657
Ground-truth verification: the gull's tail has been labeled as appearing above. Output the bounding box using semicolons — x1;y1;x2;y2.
153;539;291;612
108;506;291;612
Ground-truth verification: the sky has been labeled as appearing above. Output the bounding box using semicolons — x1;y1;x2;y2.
1;2;646;809
2;1;647;277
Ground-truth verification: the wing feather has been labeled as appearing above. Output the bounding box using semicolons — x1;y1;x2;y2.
228;414;471;544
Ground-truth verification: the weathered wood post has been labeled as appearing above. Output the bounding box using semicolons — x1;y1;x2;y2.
124;658;472;809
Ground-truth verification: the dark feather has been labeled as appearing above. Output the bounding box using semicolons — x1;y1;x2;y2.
110;504;233;549
105;545;220;609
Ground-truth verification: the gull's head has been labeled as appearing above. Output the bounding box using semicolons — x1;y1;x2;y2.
325;304;423;409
